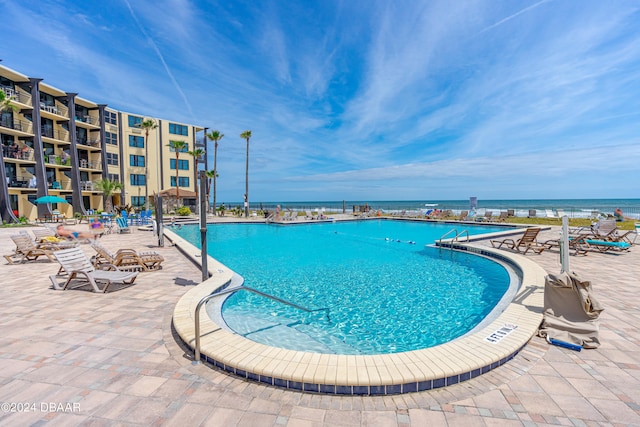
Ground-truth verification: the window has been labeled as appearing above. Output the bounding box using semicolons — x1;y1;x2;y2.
105;131;117;145
108;173;119;182
131;196;146;207
128;135;144;148
105;111;117;125
129;154;145;167
170;176;190;187
169;123;188;136
128;115;143;128
106;153;119;166
168;141;189;152
130;174;146;186
170;159;189;170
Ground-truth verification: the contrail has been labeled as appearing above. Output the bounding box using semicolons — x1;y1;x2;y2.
475;0;551;37
123;0;194;118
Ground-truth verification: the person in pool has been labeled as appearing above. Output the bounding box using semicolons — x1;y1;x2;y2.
56;224;95;240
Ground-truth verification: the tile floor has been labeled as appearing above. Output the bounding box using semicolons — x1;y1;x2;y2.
0;222;638;426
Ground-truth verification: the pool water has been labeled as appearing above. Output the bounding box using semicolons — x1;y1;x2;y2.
174;220;512;354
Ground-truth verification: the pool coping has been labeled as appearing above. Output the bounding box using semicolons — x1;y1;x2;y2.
169;225;547;395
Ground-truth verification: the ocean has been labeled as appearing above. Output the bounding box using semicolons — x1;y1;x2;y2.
218;198;640;220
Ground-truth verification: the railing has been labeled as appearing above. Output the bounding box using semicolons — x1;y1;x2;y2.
75;114;99;126
193;286;330;364
41;127;70;142
438;229;470;248
1;118;33;133
2;146;33;160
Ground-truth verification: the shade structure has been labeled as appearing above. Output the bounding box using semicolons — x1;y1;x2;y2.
34;195;68;204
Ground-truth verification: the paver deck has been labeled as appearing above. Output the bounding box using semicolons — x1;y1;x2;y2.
0;220;638;426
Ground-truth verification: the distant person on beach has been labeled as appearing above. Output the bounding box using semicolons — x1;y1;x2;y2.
614;208;630;222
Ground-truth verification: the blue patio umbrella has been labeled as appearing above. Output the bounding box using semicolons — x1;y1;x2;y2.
33;195;68;204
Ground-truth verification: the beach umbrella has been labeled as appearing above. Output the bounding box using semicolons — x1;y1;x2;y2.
34;195;68;204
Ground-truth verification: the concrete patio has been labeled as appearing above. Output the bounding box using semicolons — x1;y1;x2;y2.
0;222;638;426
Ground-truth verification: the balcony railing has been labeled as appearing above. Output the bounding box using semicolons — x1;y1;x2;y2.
2;145;33;161
75;114;99;126
41;127;70;142
1;86;33;105
40;102;69;117
1;118;33;134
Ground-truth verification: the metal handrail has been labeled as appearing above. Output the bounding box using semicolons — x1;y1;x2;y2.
438;229;470;248
193;285;330;364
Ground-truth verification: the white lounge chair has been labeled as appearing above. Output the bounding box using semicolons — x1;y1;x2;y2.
50;247;138;293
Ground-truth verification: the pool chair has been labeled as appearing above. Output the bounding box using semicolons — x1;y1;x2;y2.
497;211;508;222
490;228;546;255
31;228;78;250
90;241;164;272
4;233;58;264
116;216;131;234
528;209;537;218
50;247;138;293
583;238;631;253
457;210;469;221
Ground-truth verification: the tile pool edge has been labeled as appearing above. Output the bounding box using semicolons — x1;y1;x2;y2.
168;228;547;395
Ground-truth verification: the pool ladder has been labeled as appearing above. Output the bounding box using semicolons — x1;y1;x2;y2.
193;286;330;364
438;229;470;249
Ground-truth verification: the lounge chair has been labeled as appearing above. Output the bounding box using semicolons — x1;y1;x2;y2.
280;211;291;222
590;219;636;244
490;228;545;255
528;209;537;218
584;238;631;253
4;234;57;264
497;211;508;222
457;210;469;221
476;211;492;222
30;228;78;250
116;216;131;234
50;247;138;293
91;241;164;272
306;210;318;220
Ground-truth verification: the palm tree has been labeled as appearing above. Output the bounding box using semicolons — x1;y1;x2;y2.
206;130;224;214
205;169;218;214
138;118;157;211
188;148;205;213
240;130;252;217
168;140;188;205
0;90;17;114
93;178;123;213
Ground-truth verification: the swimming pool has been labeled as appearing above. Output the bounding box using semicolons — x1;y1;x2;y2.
174;220;513;355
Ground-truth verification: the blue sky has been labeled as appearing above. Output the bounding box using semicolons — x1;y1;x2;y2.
2;0;639;202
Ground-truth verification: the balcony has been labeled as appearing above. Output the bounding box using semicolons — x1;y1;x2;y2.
1;118;33;134
40;102;68;117
1;86;33;107
41;127;70;142
75;114;99;126
79;159;101;169
76;136;101;148
2;145;33;161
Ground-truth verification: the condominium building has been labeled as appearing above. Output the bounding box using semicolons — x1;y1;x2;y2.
0;64;203;223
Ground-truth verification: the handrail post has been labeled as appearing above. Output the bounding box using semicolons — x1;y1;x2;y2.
191;286;329;365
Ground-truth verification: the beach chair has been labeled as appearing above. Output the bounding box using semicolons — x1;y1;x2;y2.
31;228;78;250
4;233;57;264
50;247;138;293
91;241;164;272
116;216;131;234
490;228;545;255
306;210;318;220
457;210;469;221
528;209;537;218
497;211;508;222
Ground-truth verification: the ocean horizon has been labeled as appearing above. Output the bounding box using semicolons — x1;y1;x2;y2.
216;198;640;219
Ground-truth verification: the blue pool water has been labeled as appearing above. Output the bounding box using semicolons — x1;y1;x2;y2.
174;220;513;354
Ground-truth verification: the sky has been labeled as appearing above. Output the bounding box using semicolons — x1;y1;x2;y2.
1;0;639;203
